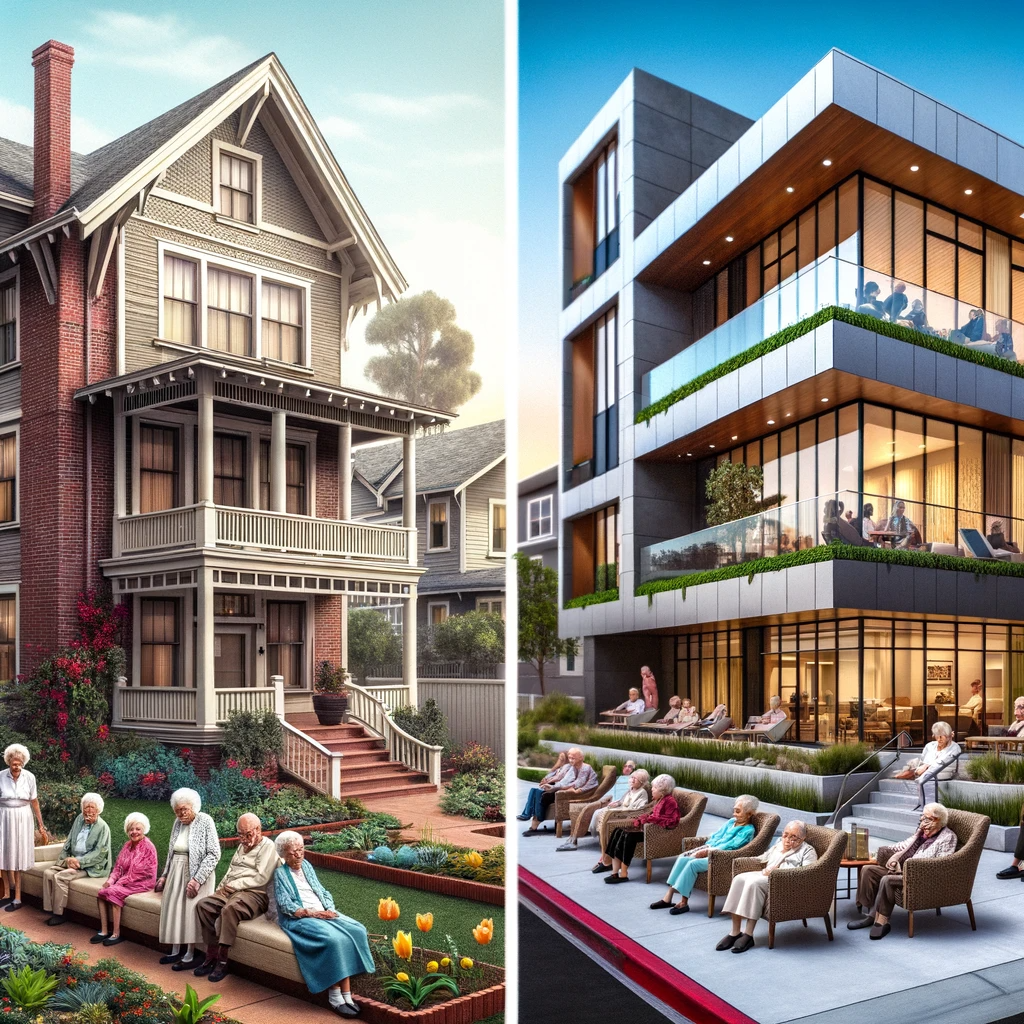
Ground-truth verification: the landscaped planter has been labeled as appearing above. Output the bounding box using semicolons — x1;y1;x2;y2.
940;779;1024;852
305;850;504;905
220;818;367;848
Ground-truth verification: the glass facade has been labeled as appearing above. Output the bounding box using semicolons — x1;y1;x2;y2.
675;629;744;725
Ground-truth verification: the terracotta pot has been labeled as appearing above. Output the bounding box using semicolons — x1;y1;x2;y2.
312;692;349;726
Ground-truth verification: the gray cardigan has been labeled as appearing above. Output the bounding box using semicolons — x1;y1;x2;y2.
161;812;221;886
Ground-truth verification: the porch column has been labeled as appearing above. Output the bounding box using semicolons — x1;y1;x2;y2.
195;567;215;730
403;432;416;563
197;371;214;503
113;392;126;517
270;410;287;512
339;421;352;520
403;584;418;706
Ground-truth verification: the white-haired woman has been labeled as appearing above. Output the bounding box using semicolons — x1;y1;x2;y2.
603;774;679;884
651;794;759;914
273;831;374;1018
93;812;158;946
0;744;47;912
717;820;817;953
893;721;961;807
42;791;111;926
589;767;651;868
155;788;221;970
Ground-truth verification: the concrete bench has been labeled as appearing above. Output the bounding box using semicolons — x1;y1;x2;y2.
21;845;305;984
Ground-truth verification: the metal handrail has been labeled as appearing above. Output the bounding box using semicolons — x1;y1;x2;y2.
826;730;914;827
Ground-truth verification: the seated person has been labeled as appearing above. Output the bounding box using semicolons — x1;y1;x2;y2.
996;775;1024;880
903;299;929;332
602;774;678;883
557;760;638;851
821;499;844;543
992;320;1017;361
903;526;926;551
94;812;158;946
717;820;818;953
987;520;1020;554
778;534;793;555
601;687;647;723
847;803;957;939
885;500;916;546
522;748;597;836
698;704;729;729
665;698;701;731
856;281;884;317
960;679;983;722
859;503;877;543
892;721;960;808
42;792;112;926
1007;696;1024;737
844;510;854;523
755;695;787;728
959;308;986;342
650;795;759;914
883;282;908;322
517;752;568;820
576;767;653;861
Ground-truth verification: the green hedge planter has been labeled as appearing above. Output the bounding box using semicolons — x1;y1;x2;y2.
564;588;619;610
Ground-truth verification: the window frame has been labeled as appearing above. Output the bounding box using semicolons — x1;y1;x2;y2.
0;426;19;529
266;598;307;690
488;498;506;556
212;139;263;229
527;494;554;540
0;266;20;368
139;596;181;687
138;421;181;513
427;601;449;626
0;586;18;684
427;497;450;552
475;596;504;619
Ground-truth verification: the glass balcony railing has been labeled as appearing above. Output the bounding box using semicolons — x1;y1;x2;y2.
638;489;1017;585
640;255;1024;410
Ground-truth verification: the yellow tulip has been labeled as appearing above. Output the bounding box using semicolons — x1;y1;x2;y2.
460;957;474;969
416;912;434;932
472;917;494;945
395;972;409;983
464;850;483;868
426;961;439;972
392;930;413;960
440;957;451;967
378;897;400;921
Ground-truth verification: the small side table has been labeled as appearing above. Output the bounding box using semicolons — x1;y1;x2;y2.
833;857;874;925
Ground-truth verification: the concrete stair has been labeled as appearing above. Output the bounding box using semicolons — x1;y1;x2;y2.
285;713;437;800
840;778;923;843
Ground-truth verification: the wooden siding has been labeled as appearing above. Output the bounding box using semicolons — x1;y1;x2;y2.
350;479;380;516
419;679;505;758
418;491;459;573
0;208;28;243
464;462;505;569
0;369;20;414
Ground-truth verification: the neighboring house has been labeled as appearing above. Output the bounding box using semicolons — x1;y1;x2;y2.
518;464;582;695
352;419;506;630
559;52;1024;745
0;41;448;760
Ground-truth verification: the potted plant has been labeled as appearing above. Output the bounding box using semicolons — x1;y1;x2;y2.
313;659;350;726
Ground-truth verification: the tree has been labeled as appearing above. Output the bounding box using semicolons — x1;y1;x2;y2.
429;611;504;665
516;552;578;696
704;462;784;526
347;608;402;680
364;291;482;412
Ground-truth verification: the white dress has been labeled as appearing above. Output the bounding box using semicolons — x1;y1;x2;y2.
0;768;37;871
159;823;215;944
722;840;818;920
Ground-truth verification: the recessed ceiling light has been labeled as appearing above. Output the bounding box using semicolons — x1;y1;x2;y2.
709;444;716;449
910;164;919;172
919;444;927;449
964;188;973;195
767;419;775;425
686;452;692;457
822;159;832;167
786;187;794;193
725;235;734;242
677;454;681;458
785;413;791;417
731;435;738;441
702;259;711;265
821;397;829;403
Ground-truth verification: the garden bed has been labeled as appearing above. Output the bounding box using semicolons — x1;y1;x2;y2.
220;818;367;848
306;850;504;906
939;779;1024;851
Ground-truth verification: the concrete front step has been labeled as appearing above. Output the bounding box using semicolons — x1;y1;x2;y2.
871;791;921;807
878;778;923;794
850;802;923;827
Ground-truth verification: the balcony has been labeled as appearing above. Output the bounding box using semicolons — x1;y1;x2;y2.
640;255;1023;412
112;504;411;563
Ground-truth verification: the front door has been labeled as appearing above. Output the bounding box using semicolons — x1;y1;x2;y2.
214;628;250;688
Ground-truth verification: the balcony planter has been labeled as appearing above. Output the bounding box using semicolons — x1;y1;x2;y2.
314;660;350;725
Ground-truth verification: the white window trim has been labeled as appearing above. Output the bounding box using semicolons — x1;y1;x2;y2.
0;265;19;368
157;240;313;368
0;584;19;683
475;596;504;619
488;498;507;557
427;600;449;625
427;496;451;552
212;139;263;229
0;423;20;531
527;494;554;541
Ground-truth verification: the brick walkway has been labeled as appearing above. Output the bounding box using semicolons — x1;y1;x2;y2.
361;790;504;850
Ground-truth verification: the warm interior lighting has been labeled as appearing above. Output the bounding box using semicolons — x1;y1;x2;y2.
786;186;794;193
725;235;734;242
731;435;738;440
821;397;829;403
702;259;711;265
822;159;832;167
686;452;692;456
767;419;775;425
709;444;716;449
965;188;973;195
910;164;919;172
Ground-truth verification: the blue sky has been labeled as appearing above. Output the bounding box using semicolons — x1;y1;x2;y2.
518;0;1024;475
0;0;504;427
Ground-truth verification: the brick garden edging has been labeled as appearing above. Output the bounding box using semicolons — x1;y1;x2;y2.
305;850;504;906
354;982;505;1024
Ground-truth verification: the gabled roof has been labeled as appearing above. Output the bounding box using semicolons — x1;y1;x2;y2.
0;137;90;203
353;420;505;496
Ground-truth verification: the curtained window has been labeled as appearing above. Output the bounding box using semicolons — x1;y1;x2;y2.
214;434;247;508
139;425;178;513
207;268;252;356
163;256;198;345
218;153;255;223
268;601;304;689
141;598;179;687
0;278;16;365
259;440;306;514
262;281;303;364
0;595;14;684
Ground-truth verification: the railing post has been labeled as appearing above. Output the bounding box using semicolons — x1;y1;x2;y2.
330;753;342;799
271;674;285;721
112;677;126;727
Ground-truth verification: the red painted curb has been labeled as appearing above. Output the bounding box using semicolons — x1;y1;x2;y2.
519;867;758;1024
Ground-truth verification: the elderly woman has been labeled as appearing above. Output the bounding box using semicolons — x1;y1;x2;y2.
557;760;641;852
590;768;652;870
849;803;957;939
717;820;817;953
155;788;221;970
516;751;568;822
522;747;597;837
603;774;679;883
93;812;158;946
0;744;47;913
42;792;111;926
651;795;759;914
893;721;960;807
274;831;373;1018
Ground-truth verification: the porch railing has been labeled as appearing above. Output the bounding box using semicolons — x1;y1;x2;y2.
215;687;277;724
117;686;197;725
361;683;411;713
346;680;442;787
118;507;196;553
280;721;343;798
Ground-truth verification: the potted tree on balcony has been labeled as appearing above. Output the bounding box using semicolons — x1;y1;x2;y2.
312;659;350;726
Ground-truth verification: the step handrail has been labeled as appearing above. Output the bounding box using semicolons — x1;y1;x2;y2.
280;720;344;799
826;730;914;827
345;680;443;787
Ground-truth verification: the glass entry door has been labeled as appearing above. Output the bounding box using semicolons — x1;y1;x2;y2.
214;627;251;688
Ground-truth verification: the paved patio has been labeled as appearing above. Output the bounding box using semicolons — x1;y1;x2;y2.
517;780;1024;1024
362;790;504;850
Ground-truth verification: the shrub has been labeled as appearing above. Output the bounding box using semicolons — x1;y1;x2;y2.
220;708;283;769
448;742;500;774
414;845;449;871
440;768;504;820
37;775;102;836
314;659;349;694
370;845;396;865
964;753;1024;785
517;725;539;752
94;746;199;802
50;981;118;1012
519;692;584;729
391;698;448;748
941;789;1023;826
427;611;504;665
1;964;58;1011
348;609;402;680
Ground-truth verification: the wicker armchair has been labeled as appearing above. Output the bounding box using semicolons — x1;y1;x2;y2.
635;788;707;882
875;808;989;936
597;797;654;852
683;810;780;917
545;765;616;838
730;825;847;948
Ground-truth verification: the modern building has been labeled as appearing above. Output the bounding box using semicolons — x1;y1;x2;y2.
0;41;449;761
518;464;582;696
558;51;1024;746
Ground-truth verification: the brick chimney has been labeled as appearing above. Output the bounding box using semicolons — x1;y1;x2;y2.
31;39;75;223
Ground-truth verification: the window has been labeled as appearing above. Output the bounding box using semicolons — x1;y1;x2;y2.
0;434;14;523
569;503;619;599
568;135;619;302
213;593;253;616
207;267;253;356
218;152;255;224
594;140;619;278
139;425;178;513
214;434;247;507
566;307;618;487
0;595;15;683
260;440;307;514
0;274;16;365
489;500;506;555
267;601;305;688
528;495;553;539
262;281;304;364
428;602;449;625
428;499;449;550
162;256;198;345
140;598;179;687
476;597;504;618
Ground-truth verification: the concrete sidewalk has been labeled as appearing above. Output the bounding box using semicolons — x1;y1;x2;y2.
517;779;1024;1024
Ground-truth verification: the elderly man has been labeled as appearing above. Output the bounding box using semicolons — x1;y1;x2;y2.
848;803;957;939
555;760;637;851
43;792;111;925
962;679;984;722
522;748;597;837
193;813;279;982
